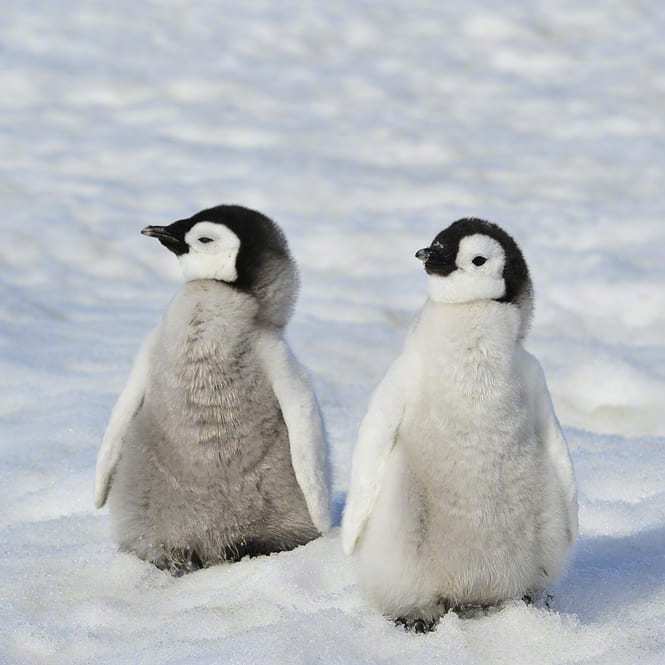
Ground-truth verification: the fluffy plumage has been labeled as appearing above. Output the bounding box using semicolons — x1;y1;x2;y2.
342;219;577;630
96;206;330;573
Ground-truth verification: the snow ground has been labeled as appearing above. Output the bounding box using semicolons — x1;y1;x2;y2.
1;1;665;663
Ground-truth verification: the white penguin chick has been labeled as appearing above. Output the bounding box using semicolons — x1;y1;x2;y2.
95;205;331;575
342;218;577;632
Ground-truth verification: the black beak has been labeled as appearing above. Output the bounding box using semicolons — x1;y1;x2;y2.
415;248;431;262
415;244;456;276
141;226;178;241
141;226;188;255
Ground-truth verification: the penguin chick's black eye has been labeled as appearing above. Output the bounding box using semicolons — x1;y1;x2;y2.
199;237;214;244
472;256;487;266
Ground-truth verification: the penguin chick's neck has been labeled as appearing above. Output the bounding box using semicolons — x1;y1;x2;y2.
410;299;522;396
169;279;261;346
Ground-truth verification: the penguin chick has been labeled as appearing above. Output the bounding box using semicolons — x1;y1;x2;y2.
95;205;331;574
342;218;577;632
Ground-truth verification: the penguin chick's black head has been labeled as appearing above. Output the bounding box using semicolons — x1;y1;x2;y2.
142;204;293;292
415;218;531;306
142;204;299;326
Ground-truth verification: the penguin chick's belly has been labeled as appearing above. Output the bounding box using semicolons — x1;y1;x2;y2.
359;404;543;609
111;350;317;564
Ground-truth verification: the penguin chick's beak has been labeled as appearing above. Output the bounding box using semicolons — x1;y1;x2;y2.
141;226;188;255
415;248;431;262
141;225;175;240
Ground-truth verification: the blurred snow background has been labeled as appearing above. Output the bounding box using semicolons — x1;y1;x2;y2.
1;1;665;663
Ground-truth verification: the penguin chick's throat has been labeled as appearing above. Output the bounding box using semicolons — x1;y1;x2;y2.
416;299;521;401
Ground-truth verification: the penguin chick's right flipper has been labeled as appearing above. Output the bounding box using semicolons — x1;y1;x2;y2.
95;328;158;509
341;353;413;554
258;331;331;534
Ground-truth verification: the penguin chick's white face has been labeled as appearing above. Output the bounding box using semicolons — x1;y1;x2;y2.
427;234;506;304
141;219;241;283
178;222;241;282
416;218;530;307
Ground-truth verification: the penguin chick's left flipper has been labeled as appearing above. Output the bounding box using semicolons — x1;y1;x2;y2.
519;349;579;545
95;328;158;509
257;331;331;533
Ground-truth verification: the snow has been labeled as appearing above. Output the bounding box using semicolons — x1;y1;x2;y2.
2;1;665;663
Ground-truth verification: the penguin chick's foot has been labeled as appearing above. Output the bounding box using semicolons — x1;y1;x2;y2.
523;592;554;609
152;547;204;577
394;616;439;634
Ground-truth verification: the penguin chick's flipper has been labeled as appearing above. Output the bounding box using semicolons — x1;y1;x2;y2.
257;331;331;534
519;349;578;545
95;328;159;509
394;616;439;634
341;354;412;554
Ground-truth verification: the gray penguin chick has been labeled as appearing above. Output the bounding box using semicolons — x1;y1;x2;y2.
342;219;577;632
95;205;331;574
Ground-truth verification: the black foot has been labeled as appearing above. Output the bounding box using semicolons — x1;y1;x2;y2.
152;548;204;577
453;603;495;619
394;616;438;634
223;534;316;562
523;592;554;609
225;539;284;561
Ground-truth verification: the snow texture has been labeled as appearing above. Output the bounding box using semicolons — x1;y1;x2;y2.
2;1;665;663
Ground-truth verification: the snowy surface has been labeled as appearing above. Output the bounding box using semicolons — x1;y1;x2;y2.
2;1;665;663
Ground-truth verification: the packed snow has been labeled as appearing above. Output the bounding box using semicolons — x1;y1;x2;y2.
2;1;665;663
